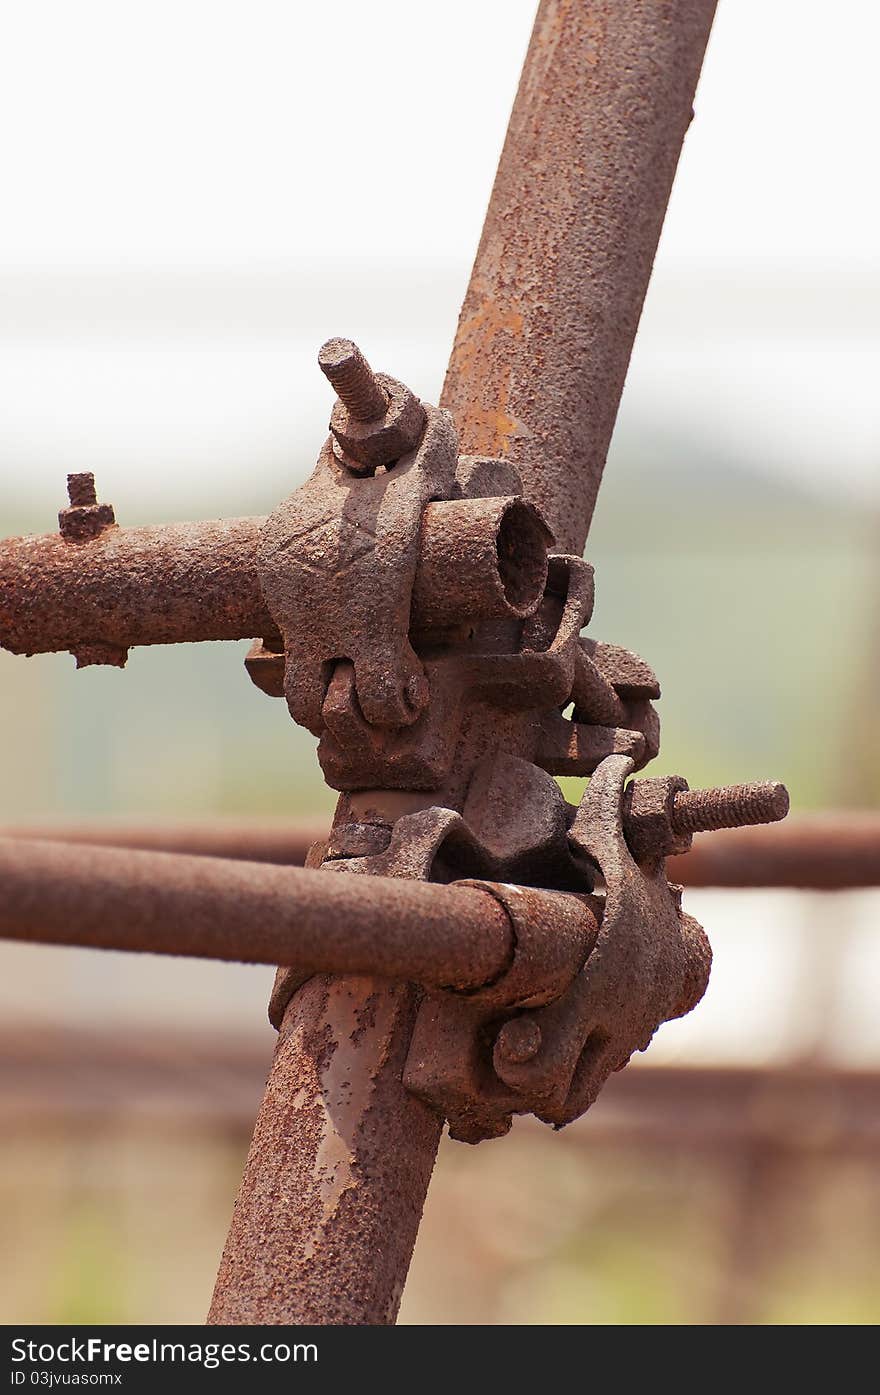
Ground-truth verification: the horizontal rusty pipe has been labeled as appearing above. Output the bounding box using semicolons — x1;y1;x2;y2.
6;814;876;889
441;0;717;553
0;498;551;660
0;836;525;992
668;815;880;891
0;818;326;866
0;517;273;661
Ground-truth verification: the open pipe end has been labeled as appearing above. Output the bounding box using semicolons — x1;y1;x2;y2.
495;499;553;618
412;495;555;630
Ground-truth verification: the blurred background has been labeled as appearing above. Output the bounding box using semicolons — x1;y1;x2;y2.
1;0;878;1324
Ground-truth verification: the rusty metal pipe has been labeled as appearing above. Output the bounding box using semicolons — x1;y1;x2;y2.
0;818;326;867
0;517;274;661
668;815;880;891
208;976;444;1325
0;498;551;660
0;836;517;992
441;0;717;554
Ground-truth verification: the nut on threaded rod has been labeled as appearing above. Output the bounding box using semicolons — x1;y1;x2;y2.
671;781;790;835
621;775;790;864
318;338;389;422
319;336;427;473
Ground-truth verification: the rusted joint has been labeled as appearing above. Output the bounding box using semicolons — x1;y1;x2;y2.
452;880;599;1009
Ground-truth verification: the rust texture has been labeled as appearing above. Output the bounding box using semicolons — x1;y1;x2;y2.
441;0;718;552
88;0;719;1321
0;835;533;992
401;756;720;1141
320;335;427;474
671;781;790;835
318;337;389;422
58;472;116;543
207;977;443;1325
412;496;551;626
0;512;274;664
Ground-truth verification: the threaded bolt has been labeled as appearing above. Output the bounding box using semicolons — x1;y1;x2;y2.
67;472;98;507
671;781;789;835
318;338;389;422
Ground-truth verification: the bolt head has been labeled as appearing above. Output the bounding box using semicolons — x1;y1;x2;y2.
495;1015;542;1065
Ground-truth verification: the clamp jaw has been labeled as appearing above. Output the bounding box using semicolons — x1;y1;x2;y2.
253;340;789;1143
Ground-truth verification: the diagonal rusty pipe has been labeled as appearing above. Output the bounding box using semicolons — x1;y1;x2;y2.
208;0;717;1327
442;0;717;555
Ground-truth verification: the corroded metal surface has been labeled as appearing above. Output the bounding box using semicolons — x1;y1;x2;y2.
623;777;790;863
403;755;718;1141
0;836;530;993
58;472;116;543
320;336;427;474
441;0;717;553
672;781;790;835
0;488;549;669
0;511;274;665
207;977;442;1325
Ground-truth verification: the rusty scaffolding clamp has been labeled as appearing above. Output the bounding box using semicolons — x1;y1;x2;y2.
251;341;790;1143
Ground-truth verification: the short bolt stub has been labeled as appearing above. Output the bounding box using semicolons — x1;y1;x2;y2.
58;472;116;543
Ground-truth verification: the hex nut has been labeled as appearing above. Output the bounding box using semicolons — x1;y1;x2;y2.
330;374;427;472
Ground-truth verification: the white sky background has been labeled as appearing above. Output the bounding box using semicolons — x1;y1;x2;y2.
0;0;878;508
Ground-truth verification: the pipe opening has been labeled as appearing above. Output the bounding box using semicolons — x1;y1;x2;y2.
496;500;551;616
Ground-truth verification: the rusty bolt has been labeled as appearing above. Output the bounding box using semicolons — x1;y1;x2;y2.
58;472;116;544
318;336;427;474
622;777;789;864
670;781;790;835
318;338;389;422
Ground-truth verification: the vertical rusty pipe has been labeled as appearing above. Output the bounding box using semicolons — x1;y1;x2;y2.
209;0;717;1327
208;977;443;1324
441;0;717;554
